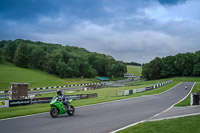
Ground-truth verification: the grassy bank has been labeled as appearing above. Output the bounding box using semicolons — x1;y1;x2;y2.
0;80;178;119
127;65;142;76
117;115;200;133
0;62;99;91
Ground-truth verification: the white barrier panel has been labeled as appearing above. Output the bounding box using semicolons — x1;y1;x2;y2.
0;100;9;108
137;88;145;93
141;88;145;92
133;89;137;94
124;90;129;96
190;94;193;106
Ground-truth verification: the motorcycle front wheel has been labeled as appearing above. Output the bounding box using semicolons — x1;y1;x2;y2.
67;105;75;116
50;108;59;118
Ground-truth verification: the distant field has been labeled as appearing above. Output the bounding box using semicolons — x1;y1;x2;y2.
127;65;142;76
0;62;98;91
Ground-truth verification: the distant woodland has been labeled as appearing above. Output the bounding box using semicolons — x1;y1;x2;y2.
142;51;200;80
126;62;141;66
0;39;127;78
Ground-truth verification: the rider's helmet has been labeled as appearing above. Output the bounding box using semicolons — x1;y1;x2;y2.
57;89;62;96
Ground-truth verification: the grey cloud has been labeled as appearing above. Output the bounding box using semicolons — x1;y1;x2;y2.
0;0;200;64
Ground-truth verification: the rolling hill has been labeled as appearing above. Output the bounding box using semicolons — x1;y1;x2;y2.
0;62;98;91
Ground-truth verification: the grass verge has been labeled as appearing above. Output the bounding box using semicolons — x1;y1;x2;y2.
0;81;178;119
117;115;200;133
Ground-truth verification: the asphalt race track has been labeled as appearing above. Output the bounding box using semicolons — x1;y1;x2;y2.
0;82;194;133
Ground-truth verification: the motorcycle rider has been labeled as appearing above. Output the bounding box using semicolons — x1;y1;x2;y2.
57;89;70;110
185;85;188;90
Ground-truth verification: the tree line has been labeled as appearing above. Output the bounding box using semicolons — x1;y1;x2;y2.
142;51;200;80
126;62;141;66
0;39;127;78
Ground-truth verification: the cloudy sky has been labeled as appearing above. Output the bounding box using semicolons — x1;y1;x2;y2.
0;0;200;63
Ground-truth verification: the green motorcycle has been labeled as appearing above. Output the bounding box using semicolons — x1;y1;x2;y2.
50;96;75;118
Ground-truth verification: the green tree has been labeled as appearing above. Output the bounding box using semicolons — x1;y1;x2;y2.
0;48;5;63
31;46;46;69
14;43;30;68
5;41;17;62
43;51;63;74
193;51;200;76
161;56;177;78
174;53;194;76
56;61;68;78
148;57;162;80
67;58;80;77
142;63;150;79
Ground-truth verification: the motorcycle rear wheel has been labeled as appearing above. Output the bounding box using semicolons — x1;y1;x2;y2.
50;108;59;118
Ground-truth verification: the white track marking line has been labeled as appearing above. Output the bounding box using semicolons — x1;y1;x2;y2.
147;112;200;122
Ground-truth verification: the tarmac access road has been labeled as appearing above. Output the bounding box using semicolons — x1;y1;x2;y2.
0;82;194;133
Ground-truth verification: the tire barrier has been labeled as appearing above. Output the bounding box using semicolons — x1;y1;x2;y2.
4;93;98;107
191;93;199;105
121;80;173;96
